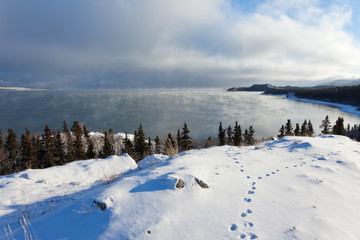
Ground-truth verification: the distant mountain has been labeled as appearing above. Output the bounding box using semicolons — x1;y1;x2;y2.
324;79;360;87
227;84;278;92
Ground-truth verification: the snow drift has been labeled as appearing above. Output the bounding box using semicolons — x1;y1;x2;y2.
1;136;360;239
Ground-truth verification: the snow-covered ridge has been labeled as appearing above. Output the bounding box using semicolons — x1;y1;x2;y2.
1;136;360;239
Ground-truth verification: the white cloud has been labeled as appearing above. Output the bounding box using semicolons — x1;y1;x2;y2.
0;0;359;87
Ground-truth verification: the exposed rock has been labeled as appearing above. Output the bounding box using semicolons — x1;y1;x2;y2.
93;200;106;211
176;179;184;189
194;178;209;188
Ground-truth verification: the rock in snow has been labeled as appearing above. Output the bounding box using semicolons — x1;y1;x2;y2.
1;135;360;239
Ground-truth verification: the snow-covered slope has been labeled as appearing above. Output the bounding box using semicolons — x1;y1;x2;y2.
1;136;360;239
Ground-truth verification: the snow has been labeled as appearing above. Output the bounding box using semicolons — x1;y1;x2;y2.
284;94;360;116
1;136;360;239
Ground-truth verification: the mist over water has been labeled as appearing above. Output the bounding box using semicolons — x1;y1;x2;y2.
0;89;359;140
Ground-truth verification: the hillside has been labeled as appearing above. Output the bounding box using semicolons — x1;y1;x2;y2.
1;136;360;239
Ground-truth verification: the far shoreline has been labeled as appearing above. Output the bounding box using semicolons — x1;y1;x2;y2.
263;92;360;117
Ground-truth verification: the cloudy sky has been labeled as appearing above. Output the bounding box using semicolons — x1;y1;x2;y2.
1;0;360;88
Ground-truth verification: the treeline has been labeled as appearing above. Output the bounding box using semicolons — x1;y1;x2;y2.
277;116;360;141
263;85;360;107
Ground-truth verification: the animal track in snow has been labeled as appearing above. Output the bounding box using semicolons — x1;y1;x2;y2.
244;198;252;202
248;190;255;194
230;224;238;231
258;177;262;179
241;213;247;217
246;209;252;214
252;187;256;190
266;174;270;176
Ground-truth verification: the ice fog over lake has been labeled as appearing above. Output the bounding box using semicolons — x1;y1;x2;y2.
0;88;359;139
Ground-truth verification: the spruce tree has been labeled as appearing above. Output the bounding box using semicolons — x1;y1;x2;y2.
278;125;285;138
123;133;134;156
54;130;66;165
300;120;308;136
226;125;233;146
243;129;249;145
233;121;243;146
5;128;19;172
176;129;181;151
72;121;85;160
41;125;56;168
245;125;255;145
320;115;331;134
307;120;314;136
180;122;192;151
332;117;345;135
148;137;153;155
19;129;36;170
294;123;300;136
134;124;148;161
101;131;114;158
218;122;226;146
285;119;293;136
86;138;96;159
154;136;161;154
0;129;9;175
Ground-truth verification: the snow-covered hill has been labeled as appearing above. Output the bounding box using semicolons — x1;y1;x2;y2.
1;136;360;239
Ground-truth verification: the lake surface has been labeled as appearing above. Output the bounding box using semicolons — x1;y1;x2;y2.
0;88;359;140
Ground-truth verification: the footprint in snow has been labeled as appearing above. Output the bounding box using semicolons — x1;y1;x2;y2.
276;169;279;172
246;209;252;214
271;172;275;174
258;177;262;179
252;186;256;190
294;165;298;167
240;169;244;172
266;174;270;176
240;233;246;239
244;222;254;227
241;213;247;217
285;167;289;169
244;198;252;202
248;190;255;194
252;182;256;185
248;233;258;239
247;176;251;179
230;224;238;231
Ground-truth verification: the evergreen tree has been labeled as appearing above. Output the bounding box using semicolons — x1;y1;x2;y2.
0;129;9;175
54;130;66;165
233;121;243;146
307;120;314;136
278;125;285;138
243;129;249;145
332;117;345;135
33;135;43;168
101;131;114;158
320;115;331;134
154;136;161;154
5;128;19;172
176;129;181;151
294;123;300;136
72;121;85;160
148;137;153;155
86;138;96;159
19;129;36;170
217;122;226;146
226;125;233;146
41;125;56;168
300;120;308;136
123;133;134;156
245;125;255;145
285;119;293;136
134;124;148;161
180;122;192;151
